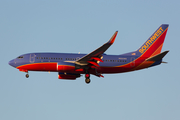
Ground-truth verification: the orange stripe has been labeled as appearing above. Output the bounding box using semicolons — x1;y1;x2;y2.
150;43;163;57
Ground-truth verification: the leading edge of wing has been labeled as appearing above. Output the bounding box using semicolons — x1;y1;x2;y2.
75;31;118;65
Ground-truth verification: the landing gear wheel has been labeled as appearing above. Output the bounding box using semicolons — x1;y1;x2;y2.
85;78;91;84
25;74;29;78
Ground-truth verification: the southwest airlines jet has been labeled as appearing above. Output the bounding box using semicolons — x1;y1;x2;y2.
9;24;169;84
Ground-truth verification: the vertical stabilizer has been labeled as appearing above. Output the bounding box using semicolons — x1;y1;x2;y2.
136;24;169;57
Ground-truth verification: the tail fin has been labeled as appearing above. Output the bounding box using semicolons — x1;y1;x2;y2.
136;24;169;57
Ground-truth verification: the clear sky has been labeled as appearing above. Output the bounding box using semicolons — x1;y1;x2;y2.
0;0;180;120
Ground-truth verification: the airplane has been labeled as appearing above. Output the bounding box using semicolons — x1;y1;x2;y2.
9;24;169;84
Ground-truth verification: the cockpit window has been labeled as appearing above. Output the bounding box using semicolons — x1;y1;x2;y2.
17;56;24;59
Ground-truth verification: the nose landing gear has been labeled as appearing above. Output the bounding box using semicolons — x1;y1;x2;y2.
85;74;90;84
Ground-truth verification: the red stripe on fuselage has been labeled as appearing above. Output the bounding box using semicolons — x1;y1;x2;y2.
17;62;57;72
57;65;75;72
17;62;79;73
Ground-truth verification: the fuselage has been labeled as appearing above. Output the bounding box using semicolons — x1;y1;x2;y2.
8;52;160;75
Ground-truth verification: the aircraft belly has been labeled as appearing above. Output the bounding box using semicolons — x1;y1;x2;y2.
98;67;128;74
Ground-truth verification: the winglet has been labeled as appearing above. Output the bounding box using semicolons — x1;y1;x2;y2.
108;31;118;45
76;31;118;65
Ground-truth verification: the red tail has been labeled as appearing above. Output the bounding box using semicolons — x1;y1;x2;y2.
137;24;169;58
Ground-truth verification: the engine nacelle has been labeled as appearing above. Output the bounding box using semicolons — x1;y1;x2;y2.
57;62;75;72
58;72;80;80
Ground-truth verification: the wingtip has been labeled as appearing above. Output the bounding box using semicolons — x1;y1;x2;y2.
108;31;118;45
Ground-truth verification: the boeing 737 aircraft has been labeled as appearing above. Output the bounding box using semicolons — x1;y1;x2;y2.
9;24;169;84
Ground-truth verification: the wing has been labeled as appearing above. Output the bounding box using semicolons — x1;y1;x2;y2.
75;31;118;66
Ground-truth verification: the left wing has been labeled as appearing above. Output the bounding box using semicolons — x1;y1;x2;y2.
75;31;118;66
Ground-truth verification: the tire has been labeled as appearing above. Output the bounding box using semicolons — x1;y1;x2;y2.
85;78;90;84
26;74;29;78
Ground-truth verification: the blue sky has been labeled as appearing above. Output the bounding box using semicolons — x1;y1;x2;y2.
0;0;180;120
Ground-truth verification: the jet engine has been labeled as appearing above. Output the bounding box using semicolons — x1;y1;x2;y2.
58;72;81;80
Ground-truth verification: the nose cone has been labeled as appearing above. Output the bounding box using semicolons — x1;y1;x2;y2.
8;59;15;67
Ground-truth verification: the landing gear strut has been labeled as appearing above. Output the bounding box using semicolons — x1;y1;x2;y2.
25;73;29;78
85;74;90;84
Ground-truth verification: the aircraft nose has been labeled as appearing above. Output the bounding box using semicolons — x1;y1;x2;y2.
8;59;15;67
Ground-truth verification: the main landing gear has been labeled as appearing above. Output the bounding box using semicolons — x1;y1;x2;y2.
25;73;29;78
85;74;90;84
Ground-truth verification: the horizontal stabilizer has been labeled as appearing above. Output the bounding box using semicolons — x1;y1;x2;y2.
146;51;169;61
